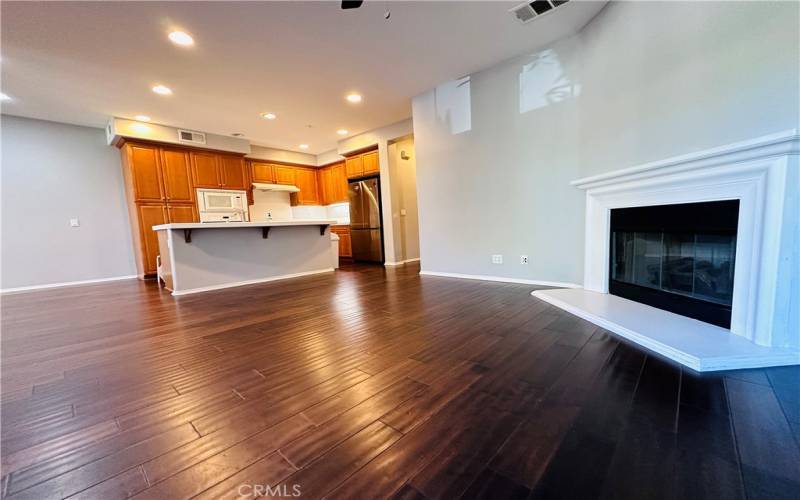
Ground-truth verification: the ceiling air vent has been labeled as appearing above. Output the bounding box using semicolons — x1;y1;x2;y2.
177;129;206;145
509;0;569;25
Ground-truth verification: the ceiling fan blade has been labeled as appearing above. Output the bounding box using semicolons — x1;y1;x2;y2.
341;1;364;9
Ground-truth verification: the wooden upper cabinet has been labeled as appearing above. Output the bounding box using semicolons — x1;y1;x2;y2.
129;144;164;202
293;168;319;205
330;163;348;203
137;204;167;274
166;204;196;223
345;156;363;179
362;151;379;174
160;149;193;202
219;156;247;190
274;166;296;185
191;151;221;188
250;162;275;183
318;167;332;205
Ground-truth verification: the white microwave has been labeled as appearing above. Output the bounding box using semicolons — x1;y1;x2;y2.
197;189;249;222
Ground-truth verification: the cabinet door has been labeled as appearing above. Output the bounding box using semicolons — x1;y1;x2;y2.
220;156;247;190
345;156;363;179
294;169;319;205
191;152;221;188
318;167;332;205
138;204;167;274
167;204;196;223
339;233;352;257
362;151;379;175
161;149;193;202
129;144;164;202
274;166;296;185
251;162;275;183
330;163;348;203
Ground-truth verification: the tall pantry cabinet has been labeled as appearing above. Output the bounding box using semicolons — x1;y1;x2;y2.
119;141;249;277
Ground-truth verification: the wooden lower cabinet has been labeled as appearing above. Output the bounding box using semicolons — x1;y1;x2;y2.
330;225;352;258
137;204;168;275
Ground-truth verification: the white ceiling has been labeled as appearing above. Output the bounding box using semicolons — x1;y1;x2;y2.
1;1;606;154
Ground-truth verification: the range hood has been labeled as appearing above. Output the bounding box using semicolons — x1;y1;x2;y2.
252;182;300;193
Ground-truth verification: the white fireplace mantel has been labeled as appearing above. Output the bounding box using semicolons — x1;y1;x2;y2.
534;130;800;371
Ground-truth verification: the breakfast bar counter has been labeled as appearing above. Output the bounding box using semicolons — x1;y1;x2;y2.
153;220;337;295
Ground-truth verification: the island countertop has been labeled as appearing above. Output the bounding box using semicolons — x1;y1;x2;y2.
152;220;338;231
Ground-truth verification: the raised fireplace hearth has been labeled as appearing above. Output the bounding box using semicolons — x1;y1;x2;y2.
609;200;739;328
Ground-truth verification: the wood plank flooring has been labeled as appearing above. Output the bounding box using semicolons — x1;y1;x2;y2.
1;263;798;499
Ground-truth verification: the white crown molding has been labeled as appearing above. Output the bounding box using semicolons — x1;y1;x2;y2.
1;275;138;294
572;129;799;191
419;270;582;288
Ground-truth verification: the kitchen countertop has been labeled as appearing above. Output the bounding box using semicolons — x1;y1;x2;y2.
152;220;338;231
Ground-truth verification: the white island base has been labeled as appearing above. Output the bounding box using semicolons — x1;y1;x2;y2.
153;221;337;296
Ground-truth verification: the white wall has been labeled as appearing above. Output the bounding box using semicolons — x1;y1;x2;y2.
412;0;799;286
249;190;293;222
388;137;420;262
248;144;317;165
1;115;137;289
110;117;251;155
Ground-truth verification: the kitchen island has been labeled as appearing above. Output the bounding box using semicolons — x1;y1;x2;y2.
153;220;337;295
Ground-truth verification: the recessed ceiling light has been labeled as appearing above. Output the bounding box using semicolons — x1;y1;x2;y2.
151;85;172;95
337;129;349;135
0;92;11;101
346;93;362;103
134;115;151;122
299;144;309;150
261;112;277;120
168;31;194;46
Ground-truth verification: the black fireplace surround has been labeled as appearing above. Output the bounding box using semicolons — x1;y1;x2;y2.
609;200;739;328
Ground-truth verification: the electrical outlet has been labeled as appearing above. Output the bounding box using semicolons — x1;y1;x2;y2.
69;218;80;227
265;211;273;220
520;255;529;264
491;254;503;264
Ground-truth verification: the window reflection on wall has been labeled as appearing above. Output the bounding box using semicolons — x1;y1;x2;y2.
434;76;472;135
519;49;580;113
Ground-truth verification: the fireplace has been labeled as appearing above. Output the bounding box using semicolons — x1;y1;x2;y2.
609;200;739;328
532;131;798;370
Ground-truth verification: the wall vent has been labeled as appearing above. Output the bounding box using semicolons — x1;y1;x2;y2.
509;0;569;25
177;129;207;145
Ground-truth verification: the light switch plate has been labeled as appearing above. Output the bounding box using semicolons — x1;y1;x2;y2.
70;218;80;227
491;254;503;264
400;208;407;216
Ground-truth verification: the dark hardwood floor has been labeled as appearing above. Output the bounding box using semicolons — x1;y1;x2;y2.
1;263;798;499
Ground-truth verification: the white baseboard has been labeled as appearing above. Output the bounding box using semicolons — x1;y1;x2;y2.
418;270;582;288
1;275;138;294
170;268;335;296
384;258;421;267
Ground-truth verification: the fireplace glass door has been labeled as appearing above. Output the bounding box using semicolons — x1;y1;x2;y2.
609;200;739;328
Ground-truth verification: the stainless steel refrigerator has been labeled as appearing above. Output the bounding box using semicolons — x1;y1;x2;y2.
348;177;384;263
